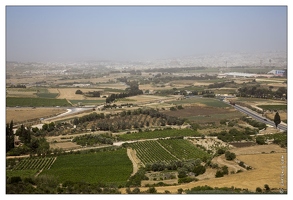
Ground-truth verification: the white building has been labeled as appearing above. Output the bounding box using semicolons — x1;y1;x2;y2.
267;70;285;76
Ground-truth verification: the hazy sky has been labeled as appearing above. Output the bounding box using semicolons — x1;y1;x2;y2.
6;6;287;62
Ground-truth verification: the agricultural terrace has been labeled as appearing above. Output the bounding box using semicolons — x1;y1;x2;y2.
128;139;211;166
41;148;132;185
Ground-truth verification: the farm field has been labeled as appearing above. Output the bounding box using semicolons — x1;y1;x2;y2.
41;148;132;185
168;97;229;107
7;157;56;178
6;107;67;124
126;94;178;104
128;139;211;166
163;105;245;124
157;139;211;161
6;88;38;98
6;97;71;107
257;104;287;111
48;88;103;100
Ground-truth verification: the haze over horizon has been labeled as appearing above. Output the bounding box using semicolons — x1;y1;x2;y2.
6;6;287;63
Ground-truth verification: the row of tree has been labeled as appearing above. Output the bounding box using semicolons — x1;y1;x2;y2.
237;86;286;99
106;81;143;103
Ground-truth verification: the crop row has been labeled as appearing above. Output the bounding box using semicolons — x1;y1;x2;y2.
157;139;211;160
13;157;56;170
130;140;178;165
130;139;212;166
40;149;132;185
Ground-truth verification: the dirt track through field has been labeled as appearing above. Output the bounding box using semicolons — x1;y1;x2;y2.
212;154;246;173
127;148;141;176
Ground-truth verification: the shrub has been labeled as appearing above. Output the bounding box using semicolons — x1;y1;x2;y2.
256;136;266;145
256;187;262;193
225;151;236;160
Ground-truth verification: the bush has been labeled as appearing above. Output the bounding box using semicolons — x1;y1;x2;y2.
178;177;197;184
215;170;224;178
256;187;262;193
217;148;226;155
75;90;83;94
225;151;236;160
256;136;266;145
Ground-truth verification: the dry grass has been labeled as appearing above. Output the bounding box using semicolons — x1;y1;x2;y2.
6;107;66;124
120;144;287;194
49;142;81;150
126;94;176;104
265;111;287;121
6;89;37;98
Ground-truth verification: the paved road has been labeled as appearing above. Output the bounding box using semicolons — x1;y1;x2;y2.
43;107;94;121
230;103;287;131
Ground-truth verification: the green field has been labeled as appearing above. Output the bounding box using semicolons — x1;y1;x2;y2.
186;112;245;124
169;97;229;108
158;139;211;161
118;128;200;141
6;97;71;107
41;149;132;185
6;169;38;179
129;140;178;165
257;104;287;111
129;139;211;165
13;157;56;170
6;157;56;179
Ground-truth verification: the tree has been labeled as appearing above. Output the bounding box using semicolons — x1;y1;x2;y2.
256;187;262;193
6;120;15;152
75;89;83;94
274;112;281;128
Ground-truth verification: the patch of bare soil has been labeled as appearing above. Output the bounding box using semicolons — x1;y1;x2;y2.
6;107;66;124
49;142;81;150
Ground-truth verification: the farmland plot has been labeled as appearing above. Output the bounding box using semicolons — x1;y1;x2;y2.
129;140;178;165
6;157;57;178
41;148;132;185
129;139;211;166
158;139;211;161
